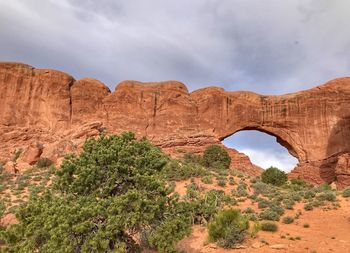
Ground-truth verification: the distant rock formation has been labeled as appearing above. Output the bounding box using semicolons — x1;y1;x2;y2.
1;62;349;186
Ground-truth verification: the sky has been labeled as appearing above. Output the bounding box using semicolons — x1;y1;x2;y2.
0;0;349;171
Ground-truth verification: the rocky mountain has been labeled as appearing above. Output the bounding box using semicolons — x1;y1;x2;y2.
1;62;349;187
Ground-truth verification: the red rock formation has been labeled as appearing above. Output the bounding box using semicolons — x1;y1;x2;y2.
0;62;349;186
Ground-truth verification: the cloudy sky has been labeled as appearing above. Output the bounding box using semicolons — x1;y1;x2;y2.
1;0;349;171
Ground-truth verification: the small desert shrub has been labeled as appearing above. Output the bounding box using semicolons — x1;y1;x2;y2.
259;209;280;221
283;198;295;209
217;178;226;187
258;199;270;209
317;191;336;202
303;223;310;228
243;207;255;214
201;175;213;184
342;188;350;198
162;160;207;181
261;167;287;186
208;209;249;248
269;204;285;216
183;153;203;165
236;183;248;197
252;181;271;195
36;158;53;168
304;203;313;211
203;145;231;170
251;222;261;238
260;222;278;232
282;216;294;224
228;177;235;185
318;183;331;192
303;190;316;199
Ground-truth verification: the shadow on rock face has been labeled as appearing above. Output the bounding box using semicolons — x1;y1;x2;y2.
322;117;350;186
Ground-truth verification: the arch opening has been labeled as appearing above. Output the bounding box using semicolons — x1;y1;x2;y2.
222;130;299;172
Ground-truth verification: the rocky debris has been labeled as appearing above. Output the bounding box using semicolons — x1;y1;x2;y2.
0;62;350;186
251;241;265;249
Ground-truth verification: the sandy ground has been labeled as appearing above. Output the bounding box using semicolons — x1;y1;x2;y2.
175;179;350;253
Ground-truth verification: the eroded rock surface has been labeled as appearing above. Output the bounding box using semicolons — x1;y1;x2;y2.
0;62;349;186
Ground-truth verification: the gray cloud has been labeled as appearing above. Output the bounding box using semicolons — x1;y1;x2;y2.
0;0;349;170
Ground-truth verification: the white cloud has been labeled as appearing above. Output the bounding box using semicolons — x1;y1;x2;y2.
239;148;298;172
0;0;348;169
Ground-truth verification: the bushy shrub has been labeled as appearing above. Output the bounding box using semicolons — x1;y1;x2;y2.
3;133;192;253
217;178;227;187
259;209;280;221
258;199;270;209
162;159;207;181
261;167;287;186
282;216;294;224
342;188;350;198
318;183;331;192
253;181;271;195
303;190;316;199
183;153;203;165
269;204;285;216
201;175;213;184
260;222;278;232
317;191;336;202
228;177;235;185
36;157;53;168
283;198;295;209
304;203;313;211
235;183;248;197
208;209;249;248
203;145;231;170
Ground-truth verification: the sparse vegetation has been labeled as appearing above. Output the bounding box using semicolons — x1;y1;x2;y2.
342;188;350;198
260;222;278;232
208;209;249;248
282;216;294;224
35;157;53;168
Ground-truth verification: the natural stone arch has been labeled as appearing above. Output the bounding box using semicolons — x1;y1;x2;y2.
220;126;300;163
0;62;350;187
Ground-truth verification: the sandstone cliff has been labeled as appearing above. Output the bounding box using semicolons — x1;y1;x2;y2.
1;62;349;186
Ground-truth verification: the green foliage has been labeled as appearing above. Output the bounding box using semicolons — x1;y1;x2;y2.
317;191;336;202
260;222;278;232
208;209;249;248
203;145;231;170
252;181;271;195
282;216;294;224
162;159;207;181
217;178;226;187
304;203;314;211
261;167;287;186
201;175;213;184
234;182;248;197
189;189;228;224
257;199;270;209
342;188;350;198
282;198;295;209
2;133;191;253
318;183;331;192
259;209;280;221
228;177;235;185
36;158;53;168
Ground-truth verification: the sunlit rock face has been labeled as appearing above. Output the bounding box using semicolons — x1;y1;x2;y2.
0;62;349;187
